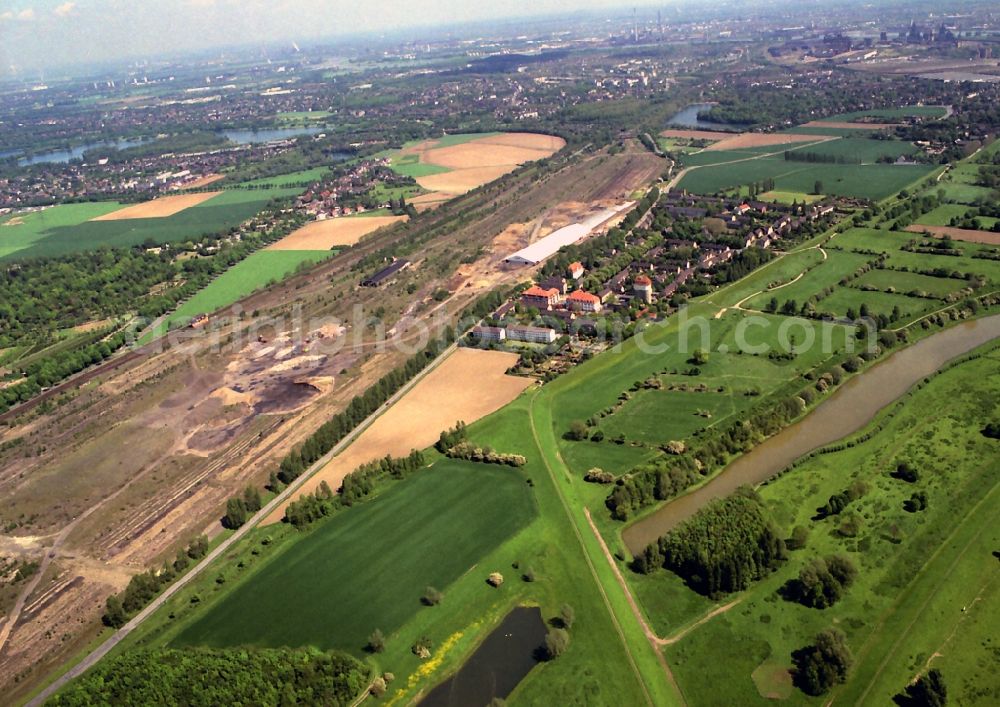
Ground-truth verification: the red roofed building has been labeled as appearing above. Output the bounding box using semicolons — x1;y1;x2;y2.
566;289;603;313
521;285;561;310
568;261;585;280
633;274;654;304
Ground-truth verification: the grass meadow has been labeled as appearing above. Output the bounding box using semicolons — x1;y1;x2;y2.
0;188;301;261
142;249;331;340
677;156;934;200
660;348;1000;706
171;460;536;655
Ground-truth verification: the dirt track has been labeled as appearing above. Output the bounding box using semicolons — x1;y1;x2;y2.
905;224;1000;245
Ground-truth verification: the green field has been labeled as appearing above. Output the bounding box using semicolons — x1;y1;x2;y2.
276;111;332;123
387;152;452;178
0;203;123;259
756;190;822;205
172;460;536;655
144;249;331;339
832;227;1000;283
818;106;948;121
792;137;917;163
0;189;300;261
124;396;678;706
916;203;974;226
852;269;970;298
659;349;1000;706
677;156;934;200
238;168;331;187
745;250;874;311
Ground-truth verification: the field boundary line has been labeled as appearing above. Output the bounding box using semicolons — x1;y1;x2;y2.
528;394;679;707
25;340;462;707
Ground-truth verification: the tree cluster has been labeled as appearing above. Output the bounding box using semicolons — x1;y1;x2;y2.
781;554;858;608
49;647;367;707
634;488;787;597
792;628;854;696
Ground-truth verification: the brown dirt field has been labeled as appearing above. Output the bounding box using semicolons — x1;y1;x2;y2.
905;224;1000;245
409;192;452;211
404;132;563;195
801;120;899;130
474;133;567;152
706;133;836;151
660;129;733;141
182;174;225;189
263;348;533;524
416;166;516;195
423;143;554;170
266;215;407;250
91;192;222;220
71;318;114;334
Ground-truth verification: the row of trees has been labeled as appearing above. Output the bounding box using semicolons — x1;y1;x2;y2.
634;487;787;597
284;450;425;528
102;535;209;628
221;486;263;530
49;647;368;706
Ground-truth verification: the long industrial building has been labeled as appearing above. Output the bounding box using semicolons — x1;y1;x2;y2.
503;203;634;266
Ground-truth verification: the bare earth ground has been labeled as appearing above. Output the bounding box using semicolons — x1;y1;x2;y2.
267;215;408;250
0;143;660;701
180;174;225;189
801;120;899;130
706;133;835;151
403;132;566;196
409;192;453;211
91;192;222;220
905;224;1000;245
263;348;533;524
659;129;733;141
416;166;518;195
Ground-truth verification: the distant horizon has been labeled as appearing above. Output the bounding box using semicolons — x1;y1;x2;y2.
0;0;901;79
1;0;665;79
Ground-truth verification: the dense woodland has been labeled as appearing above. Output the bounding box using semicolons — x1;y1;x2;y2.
634;488;787;596
48;647;368;706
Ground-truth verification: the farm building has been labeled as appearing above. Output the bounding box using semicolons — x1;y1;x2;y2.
507;325;558;344
566;290;602;313
521;285;561;310
361;259;410;287
504;203;633;265
471;326;507;342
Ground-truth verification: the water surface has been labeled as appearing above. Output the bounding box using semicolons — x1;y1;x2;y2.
420;606;547;707
623;314;1000;554
666;103;745;132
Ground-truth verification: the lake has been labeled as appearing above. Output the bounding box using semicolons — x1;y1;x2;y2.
622;313;1000;555
221;126;325;144
420;606;547;707
666;103;744;132
15;137;151;166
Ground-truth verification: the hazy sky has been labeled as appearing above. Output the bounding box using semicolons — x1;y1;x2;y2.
0;0;644;77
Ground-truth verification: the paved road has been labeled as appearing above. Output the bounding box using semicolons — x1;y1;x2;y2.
26;341;460;706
